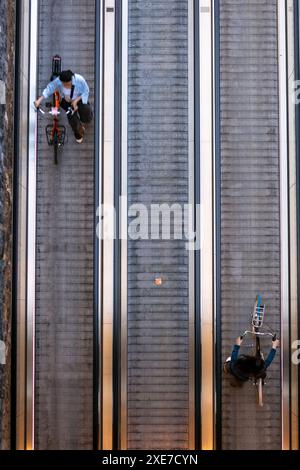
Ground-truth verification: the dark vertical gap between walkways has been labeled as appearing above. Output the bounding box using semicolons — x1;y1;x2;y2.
214;0;222;451
93;0;102;451
113;0;122;450
11;0;20;451
293;0;300;450
194;0;201;451
285;0;292;449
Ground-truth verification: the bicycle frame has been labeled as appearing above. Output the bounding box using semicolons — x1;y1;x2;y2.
51;90;61;142
46;56;66;164
45;93;66;164
242;295;276;340
34;55;66;164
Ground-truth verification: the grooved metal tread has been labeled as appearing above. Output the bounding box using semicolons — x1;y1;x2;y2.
34;0;95;450
127;0;190;451
219;0;281;450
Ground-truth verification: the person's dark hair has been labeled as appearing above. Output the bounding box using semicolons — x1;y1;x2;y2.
59;70;74;83
235;355;265;378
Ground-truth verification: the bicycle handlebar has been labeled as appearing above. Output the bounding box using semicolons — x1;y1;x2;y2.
242;330;277;340
33;104;44;114
33;103;61;116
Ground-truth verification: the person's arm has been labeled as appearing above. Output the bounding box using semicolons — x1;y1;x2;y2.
71;95;82;112
231;336;243;362
264;339;280;369
34;77;60;108
34;95;44;108
231;345;240;363
264;348;276;369
74;75;89;104
81;79;89;104
42;77;60;100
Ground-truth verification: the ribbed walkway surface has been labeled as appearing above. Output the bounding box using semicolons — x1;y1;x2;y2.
35;0;95;449
127;0;190;450
219;0;281;450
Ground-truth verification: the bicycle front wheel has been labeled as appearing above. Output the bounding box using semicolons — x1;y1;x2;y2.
53;133;58;165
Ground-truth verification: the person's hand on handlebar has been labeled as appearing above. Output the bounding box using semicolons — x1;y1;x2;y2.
272;339;280;350
34;96;44;109
236;336;244;346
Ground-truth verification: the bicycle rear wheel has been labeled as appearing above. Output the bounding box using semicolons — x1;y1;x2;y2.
254;334;264;406
256;378;264;407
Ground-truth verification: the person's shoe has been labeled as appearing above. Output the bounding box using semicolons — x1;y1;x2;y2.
76;136;84;144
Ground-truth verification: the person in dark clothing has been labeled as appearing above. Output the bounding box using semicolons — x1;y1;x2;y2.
35;70;93;144
224;336;280;388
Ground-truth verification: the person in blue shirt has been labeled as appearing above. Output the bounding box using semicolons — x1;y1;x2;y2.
35;70;93;144
224;336;280;388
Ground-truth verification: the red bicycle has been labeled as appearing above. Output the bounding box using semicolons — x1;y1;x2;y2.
34;55;66;165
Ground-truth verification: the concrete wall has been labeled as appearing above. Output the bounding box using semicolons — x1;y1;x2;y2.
0;0;14;451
